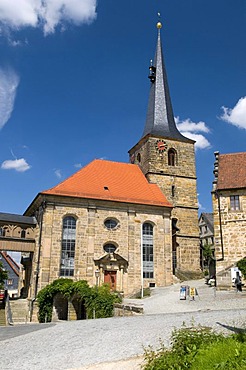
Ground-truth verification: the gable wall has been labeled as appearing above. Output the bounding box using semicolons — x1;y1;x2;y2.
212;188;246;274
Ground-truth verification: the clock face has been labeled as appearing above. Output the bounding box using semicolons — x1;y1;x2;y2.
155;140;167;153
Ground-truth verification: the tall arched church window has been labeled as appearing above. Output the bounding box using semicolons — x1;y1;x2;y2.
60;216;76;277
168;149;176;166
142;222;154;278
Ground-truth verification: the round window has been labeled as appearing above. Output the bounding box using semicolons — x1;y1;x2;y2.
103;244;117;253
104;219;118;229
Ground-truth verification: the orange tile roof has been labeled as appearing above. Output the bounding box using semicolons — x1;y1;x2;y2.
217;152;246;190
42;159;172;208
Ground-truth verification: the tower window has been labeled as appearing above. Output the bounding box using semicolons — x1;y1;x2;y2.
171;185;175;197
137;153;141;163
168;149;176;166
60;216;76;277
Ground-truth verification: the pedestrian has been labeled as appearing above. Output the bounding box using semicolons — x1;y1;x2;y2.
234;272;242;292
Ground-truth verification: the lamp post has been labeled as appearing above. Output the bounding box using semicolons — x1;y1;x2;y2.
95;269;100;291
93;269;100;320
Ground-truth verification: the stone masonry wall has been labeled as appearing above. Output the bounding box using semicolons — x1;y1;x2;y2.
130;136;200;273
212;189;246;275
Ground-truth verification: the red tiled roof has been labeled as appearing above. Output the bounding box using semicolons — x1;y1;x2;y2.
0;252;20;277
42;159;172;208
217;152;246;190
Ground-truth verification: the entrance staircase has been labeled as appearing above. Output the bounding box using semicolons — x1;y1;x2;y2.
9;299;29;324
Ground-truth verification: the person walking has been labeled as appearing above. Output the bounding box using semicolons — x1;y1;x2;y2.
235;272;242;292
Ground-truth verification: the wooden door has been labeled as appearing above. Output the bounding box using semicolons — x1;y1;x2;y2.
104;271;117;290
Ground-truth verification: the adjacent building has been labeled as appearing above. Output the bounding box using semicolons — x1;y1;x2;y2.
212;151;246;286
199;213;214;249
0;251;20;298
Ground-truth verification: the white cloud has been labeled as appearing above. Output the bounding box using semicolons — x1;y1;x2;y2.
54;169;62;179
74;163;82;168
0;0;97;35
175;117;210;133
220;96;246;129
1;158;31;172
175;117;211;149
0;67;19;129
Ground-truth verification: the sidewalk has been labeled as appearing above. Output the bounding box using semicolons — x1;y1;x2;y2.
123;279;246;315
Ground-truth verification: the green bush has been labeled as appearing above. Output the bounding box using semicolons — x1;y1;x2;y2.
190;336;246;369
237;258;246;279
36;278;121;323
0;261;8;289
144;325;224;370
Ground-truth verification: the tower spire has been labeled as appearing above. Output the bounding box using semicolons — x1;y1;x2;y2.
142;19;191;142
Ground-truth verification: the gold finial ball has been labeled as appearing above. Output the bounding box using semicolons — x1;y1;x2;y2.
156;21;162;29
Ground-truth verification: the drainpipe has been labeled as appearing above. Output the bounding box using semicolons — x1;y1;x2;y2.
140;223;144;299
30;200;46;321
216;191;224;262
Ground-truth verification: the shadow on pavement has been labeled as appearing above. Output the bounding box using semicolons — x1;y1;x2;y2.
0;323;56;341
216;322;246;334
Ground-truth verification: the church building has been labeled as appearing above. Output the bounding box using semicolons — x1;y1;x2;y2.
22;21;200;298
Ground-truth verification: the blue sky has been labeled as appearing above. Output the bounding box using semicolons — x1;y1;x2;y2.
0;0;245;216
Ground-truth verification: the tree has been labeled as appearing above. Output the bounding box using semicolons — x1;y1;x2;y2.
237;258;246;279
0;261;8;289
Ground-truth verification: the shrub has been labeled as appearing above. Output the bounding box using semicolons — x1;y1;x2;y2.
143;325;246;370
0;261;8;289
36;278;121;323
143;324;224;370
190;336;246;369
237;258;246;279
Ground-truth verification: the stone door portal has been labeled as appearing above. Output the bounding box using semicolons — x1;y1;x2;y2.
104;271;117;291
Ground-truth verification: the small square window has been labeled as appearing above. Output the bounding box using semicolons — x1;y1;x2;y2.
230;195;240;211
7;279;13;285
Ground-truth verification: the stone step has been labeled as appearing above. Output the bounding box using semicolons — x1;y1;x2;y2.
0;309;6;326
9;299;29;324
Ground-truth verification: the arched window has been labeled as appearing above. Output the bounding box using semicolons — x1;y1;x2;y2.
142;222;154;278
60;216;76;277
21;229;26;238
168;149;176;166
103;243;117;253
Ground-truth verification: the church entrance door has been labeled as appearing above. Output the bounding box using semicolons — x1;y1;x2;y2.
104;271;117;290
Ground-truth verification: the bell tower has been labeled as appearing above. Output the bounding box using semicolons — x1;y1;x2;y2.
129;20;200;276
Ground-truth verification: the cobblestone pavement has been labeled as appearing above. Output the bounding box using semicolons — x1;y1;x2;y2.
0;280;245;370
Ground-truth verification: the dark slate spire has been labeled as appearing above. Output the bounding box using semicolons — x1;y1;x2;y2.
142;21;191;142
